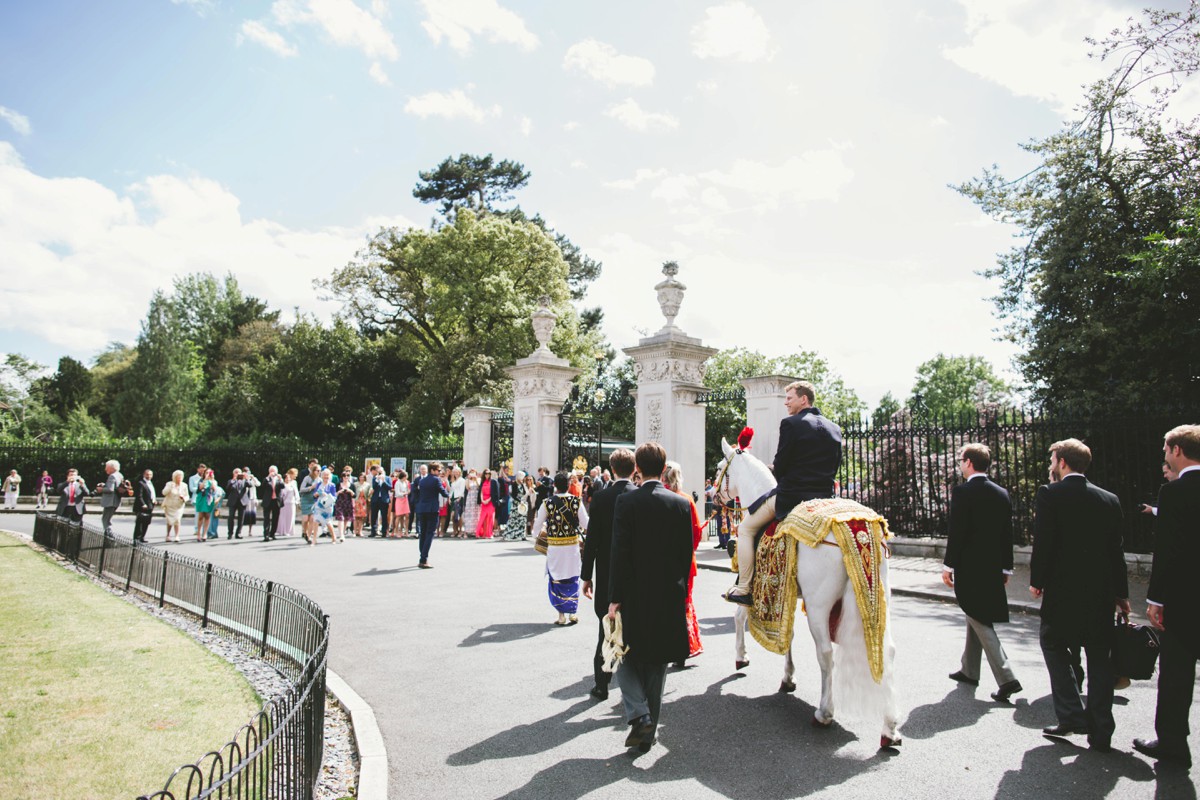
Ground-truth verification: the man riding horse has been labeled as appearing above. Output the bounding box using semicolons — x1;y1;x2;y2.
724;379;843;605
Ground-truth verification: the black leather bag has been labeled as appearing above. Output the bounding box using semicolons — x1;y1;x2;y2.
1112;617;1161;680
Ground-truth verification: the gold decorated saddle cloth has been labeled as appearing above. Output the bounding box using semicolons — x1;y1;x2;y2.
746;497;892;682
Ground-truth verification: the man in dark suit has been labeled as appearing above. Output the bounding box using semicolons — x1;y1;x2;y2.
368;465;392;537
132;469;156;543
413;462;449;568
1031;438;1130;752
533;467;553;513
261;466;284;540
581;448;636;702
225;469;248;539
1134;424;1200;767
942;443;1022;701
56;468;89;524
727;379;842;604
608;441;694;752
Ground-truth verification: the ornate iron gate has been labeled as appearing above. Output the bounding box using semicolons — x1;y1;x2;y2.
490;410;513;469
557;412;635;473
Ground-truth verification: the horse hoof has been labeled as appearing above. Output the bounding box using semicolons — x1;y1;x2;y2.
880;735;902;749
735;660;750;671
810;716;832;728
779;681;796;694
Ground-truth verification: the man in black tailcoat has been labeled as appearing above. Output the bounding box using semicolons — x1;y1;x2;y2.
581;448;636;702
1134;424;1200;767
225;468;248;539
608;441;693;752
942;443;1021;702
1030;438;1130;752
132;469;155;543
262;466;284;540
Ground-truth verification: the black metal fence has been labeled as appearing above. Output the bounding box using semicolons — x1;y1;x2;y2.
490;411;513;470
32;513;330;800
1;441;461;489
835;406;1190;553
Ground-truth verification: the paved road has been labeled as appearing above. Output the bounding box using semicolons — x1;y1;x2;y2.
5;512;1196;799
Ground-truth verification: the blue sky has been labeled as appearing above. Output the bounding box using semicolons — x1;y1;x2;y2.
2;0;1193;407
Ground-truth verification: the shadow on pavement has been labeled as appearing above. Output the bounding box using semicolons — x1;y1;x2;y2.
457;675;897;800
903;686;998;740
353;566;422;576
459;622;559;648
994;741;1155;798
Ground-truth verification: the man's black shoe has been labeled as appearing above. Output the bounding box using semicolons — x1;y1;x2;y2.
589;686;608;701
948;671;979;687
1133;737;1192;766
991;679;1022;702
723;591;752;606
624;715;653;748
1043;724;1088;737
1088;737;1113;753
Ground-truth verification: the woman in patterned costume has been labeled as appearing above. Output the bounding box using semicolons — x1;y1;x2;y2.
531;471;590;626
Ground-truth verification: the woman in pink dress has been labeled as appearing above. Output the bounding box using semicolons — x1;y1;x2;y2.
476;468;496;539
390;469;410;537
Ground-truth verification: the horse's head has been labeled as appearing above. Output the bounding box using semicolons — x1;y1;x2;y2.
714;436;775;505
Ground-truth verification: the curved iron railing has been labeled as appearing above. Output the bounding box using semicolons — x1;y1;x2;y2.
32;512;330;800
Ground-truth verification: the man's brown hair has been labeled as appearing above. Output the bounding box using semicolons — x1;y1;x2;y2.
608;448;636;478
959;443;991;472
1165;424;1200;461
784;380;815;404
634;442;667;479
1049;438;1092;473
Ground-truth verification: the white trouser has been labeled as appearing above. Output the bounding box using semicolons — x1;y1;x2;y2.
731;496;776;594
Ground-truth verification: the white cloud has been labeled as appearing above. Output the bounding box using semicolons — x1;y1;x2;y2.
691;2;773;62
418;0;538;54
603;168;668;190
368;61;390;85
0;106;31;136
404;88;499;123
171;0;215;16
238;20;300;57
696;79;719;93
519;116;533;136
929;115;949;128
0;142;415;349
272;0;398;61
700;148;855;211
605;98;679;132
650;174;698;203
569;160;587;169
562;120;581;131
942;1;1126;112
563;39;654;88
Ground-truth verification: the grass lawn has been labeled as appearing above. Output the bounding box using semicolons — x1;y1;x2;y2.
0;533;261;800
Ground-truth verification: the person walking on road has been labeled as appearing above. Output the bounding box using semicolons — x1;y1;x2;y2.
1030;438;1130;753
582;448;636;701
608;442;694;753
97;460;124;535
943;443;1021;702
1134;424;1200;768
414;462;449;568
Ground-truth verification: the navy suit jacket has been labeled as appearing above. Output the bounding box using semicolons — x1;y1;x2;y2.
773;406;842;519
413;474;448;514
370;475;392;505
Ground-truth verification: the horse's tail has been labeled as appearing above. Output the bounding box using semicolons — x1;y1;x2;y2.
831;557;901;729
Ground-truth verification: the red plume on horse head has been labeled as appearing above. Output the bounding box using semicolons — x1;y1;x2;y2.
737;427;754;450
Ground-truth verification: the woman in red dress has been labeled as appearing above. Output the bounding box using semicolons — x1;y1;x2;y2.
663;461;704;664
476;468;497;538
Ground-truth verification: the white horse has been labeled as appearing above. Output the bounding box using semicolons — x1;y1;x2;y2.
716;437;902;747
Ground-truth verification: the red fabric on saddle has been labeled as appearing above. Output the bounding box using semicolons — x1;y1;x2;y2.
762;519;778;538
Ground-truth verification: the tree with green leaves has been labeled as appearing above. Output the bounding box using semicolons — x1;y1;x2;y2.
320;210;600;433
112;292;205;440
957;2;1200;408
412;153;602;302
908;354;1011;422
44;356;93;419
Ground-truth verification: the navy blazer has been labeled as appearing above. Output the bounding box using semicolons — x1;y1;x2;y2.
773;407;842;519
413;474;448;514
370;474;393;505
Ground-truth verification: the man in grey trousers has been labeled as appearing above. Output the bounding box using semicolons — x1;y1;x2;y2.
98;459;124;535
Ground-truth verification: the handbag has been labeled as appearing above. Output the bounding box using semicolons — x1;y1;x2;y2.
1112;616;1161;680
535;531;548;554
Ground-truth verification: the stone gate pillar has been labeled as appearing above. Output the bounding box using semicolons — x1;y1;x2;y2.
624;264;717;499
740;375;795;464
506;297;580;475
461;405;503;471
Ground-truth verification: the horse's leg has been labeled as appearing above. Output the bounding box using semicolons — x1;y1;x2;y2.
734;605;750;670
779;645;796;693
797;541;845;726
